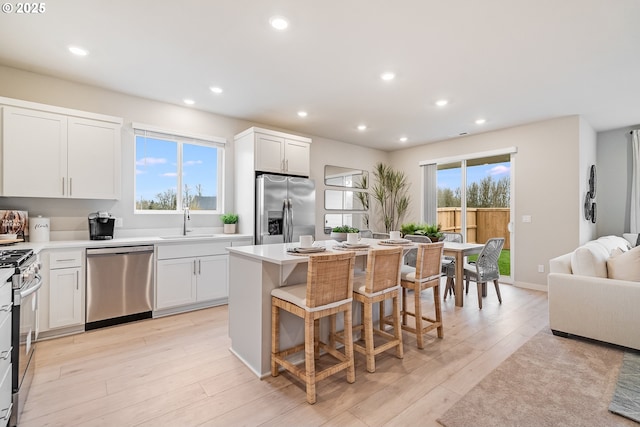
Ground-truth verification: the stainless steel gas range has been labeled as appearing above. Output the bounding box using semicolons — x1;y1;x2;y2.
0;249;41;427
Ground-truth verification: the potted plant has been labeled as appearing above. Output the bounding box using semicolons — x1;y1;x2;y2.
221;213;239;234
330;225;359;242
400;222;443;241
371;162;410;233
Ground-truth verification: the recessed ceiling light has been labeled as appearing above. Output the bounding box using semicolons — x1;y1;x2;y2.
297;111;308;118
435;99;448;107
399;137;408;143
357;124;367;131
68;46;88;56
269;16;289;30
380;72;395;81
210;86;223;94
475;118;486;125
183;99;195;105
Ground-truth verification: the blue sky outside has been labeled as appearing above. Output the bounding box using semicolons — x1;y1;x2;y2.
438;162;510;190
135;136;218;203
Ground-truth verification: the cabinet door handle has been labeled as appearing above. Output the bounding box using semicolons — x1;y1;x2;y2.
193;260;197;275
62;177;65;196
0;347;12;360
0;303;12;312
76;270;79;290
198;259;201;275
70;177;73;196
0;403;12;421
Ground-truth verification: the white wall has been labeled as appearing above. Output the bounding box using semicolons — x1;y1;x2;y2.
307;137;388;239
596;126;637;236
578;117;597;244
389;116;582;288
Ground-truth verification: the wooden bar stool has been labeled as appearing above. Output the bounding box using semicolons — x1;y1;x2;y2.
336;247;404;373
400;242;445;349
271;252;356;404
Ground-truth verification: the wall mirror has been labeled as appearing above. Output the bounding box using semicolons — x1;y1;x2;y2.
324;189;369;211
323;213;370;234
324;165;369;189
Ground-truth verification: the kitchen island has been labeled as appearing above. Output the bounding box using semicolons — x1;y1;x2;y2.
227;239;380;378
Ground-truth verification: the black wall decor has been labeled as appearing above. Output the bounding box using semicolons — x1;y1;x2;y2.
585;165;596;223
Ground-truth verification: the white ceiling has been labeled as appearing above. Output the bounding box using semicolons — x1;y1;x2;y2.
1;0;639;151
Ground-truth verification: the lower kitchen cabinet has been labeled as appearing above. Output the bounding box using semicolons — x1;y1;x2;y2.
49;266;82;328
39;249;85;337
155;241;230;314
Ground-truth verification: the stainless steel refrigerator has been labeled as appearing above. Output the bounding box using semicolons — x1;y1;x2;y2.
256;174;316;245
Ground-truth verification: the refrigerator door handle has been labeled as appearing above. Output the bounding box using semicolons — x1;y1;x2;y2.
287;199;293;242
282;199;289;243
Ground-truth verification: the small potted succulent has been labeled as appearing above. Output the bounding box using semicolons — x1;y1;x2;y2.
330;225;359;242
221;213;239;234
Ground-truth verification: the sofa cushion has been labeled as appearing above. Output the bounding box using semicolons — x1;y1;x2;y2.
570;242;609;277
596;235;631;253
623;233;640;248
607;245;640;281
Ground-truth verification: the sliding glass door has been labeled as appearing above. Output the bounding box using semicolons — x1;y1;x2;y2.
436;153;513;281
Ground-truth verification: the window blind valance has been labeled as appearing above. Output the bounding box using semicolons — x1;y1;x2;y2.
132;122;226;147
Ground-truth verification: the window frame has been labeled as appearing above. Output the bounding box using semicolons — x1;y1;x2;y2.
133;123;226;214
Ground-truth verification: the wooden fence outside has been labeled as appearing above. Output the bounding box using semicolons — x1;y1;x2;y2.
437;207;510;250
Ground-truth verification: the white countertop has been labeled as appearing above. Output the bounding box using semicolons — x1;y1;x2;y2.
9;233;253;254
227;238;405;265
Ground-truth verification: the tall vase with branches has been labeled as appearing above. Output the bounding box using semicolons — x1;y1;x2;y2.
371;162;410;232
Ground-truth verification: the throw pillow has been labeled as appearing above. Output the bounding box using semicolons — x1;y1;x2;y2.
607;245;640;281
570;242;609;277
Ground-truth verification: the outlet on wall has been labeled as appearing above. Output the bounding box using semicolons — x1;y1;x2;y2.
538;264;544;273
114;217;123;228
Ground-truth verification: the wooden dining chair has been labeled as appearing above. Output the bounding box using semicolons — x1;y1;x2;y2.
463;237;505;309
271;252;356;404
400;242;444;349
344;246;404;373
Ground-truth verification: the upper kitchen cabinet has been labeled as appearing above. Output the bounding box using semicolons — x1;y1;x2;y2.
235;127;311;177
1;99;122;199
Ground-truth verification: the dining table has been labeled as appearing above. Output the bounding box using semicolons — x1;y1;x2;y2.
442;241;485;307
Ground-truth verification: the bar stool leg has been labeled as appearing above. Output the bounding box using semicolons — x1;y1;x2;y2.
271;303;280;377
434;283;443;338
305;315;317;404
363;299;375;372
414;286;424;349
392;293;404;359
344;308;356;383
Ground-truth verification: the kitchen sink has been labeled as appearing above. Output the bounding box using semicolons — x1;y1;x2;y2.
159;234;216;239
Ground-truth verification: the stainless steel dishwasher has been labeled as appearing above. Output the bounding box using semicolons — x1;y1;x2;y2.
86;245;154;330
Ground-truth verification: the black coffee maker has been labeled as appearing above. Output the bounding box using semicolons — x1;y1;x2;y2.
88;212;115;240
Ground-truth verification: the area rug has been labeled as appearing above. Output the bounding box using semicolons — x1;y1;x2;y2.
609;351;640;423
437;329;638;427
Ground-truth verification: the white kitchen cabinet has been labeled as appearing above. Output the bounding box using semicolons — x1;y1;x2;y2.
236;127;311;177
67;117;121;199
49;267;83;328
234;127;312;237
1;104;122;199
39;249;85;336
155;241;230;312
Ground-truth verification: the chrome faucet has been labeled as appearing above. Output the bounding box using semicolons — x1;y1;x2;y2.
183;205;191;236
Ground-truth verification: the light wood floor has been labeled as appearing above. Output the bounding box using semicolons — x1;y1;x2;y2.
21;283;548;427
